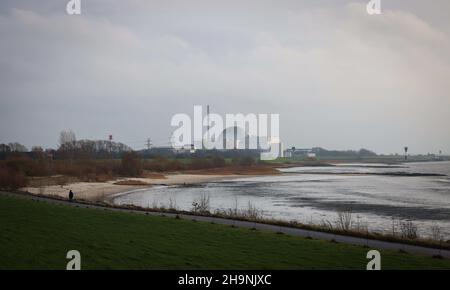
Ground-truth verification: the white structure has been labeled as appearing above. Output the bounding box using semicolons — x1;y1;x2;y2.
307;152;316;159
284;147;314;159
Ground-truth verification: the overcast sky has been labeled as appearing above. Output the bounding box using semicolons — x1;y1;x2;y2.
1;0;449;154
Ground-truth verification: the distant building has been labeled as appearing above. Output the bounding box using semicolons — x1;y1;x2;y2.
307;152;316;159
284;150;292;158
174;144;196;154
284;147;313;159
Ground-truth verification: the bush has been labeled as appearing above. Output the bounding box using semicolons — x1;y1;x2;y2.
212;156;226;167
5;155;32;173
400;220;419;240
143;157;163;172
191;157;213;170
121;152;143;177
239;156;255;166
0;167;28;190
5;154;53;177
192;194;210;214
143;157;185;172
336;210;352;231
166;160;185;171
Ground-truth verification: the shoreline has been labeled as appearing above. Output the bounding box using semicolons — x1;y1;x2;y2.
22;161;449;202
22;173;261;202
22;164;281;202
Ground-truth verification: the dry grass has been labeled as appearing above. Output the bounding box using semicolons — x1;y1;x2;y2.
113;180;151;186
0;167;28;190
27;175;79;187
1;154;278;183
142;172;167;179
184;165;280;176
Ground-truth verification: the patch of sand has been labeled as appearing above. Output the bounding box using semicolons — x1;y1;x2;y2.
22;174;240;202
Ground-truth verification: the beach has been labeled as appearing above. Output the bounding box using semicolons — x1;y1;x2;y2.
22;173;247;202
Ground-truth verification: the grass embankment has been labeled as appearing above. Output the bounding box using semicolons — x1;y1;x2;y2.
1;194;449;270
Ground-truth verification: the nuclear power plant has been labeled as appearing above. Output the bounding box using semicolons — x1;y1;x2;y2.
204;105;283;157
142;105;283;159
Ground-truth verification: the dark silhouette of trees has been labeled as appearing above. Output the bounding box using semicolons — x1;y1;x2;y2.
7;142;28;152
0;144;11;153
56;130;132;160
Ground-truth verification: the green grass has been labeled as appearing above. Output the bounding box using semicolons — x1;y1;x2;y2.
1;194;449;270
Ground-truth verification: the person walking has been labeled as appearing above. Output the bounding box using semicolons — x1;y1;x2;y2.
69;190;74;201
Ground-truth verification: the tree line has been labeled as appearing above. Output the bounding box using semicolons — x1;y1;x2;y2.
1;130;133;160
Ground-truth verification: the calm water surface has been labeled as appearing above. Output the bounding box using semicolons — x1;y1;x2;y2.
114;161;450;239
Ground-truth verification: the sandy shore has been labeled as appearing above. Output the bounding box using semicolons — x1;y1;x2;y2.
23;174;241;202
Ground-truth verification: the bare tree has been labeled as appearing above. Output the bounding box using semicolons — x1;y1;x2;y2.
431;224;443;242
391;217;398;237
8;142;28;152
31;146;44;152
400;220;418;240
58;130;77;149
0;144;11;153
354;215;368;233
58;130;77;159
244;201;262;220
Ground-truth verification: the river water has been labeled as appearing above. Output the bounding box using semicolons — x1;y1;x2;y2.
113;161;450;239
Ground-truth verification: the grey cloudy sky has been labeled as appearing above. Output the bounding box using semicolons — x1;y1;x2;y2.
1;0;449;154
